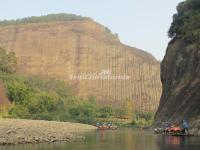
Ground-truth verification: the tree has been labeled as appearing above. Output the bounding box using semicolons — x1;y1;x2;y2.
0;14;91;26
168;0;200;41
0;48;17;73
6;81;33;104
123;99;135;121
69;102;97;124
88;95;96;105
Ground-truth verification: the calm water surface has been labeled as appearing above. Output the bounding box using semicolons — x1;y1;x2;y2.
1;129;199;150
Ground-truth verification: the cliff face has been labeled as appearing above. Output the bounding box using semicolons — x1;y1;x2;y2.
0;15;161;112
154;38;200;124
0;83;10;106
154;0;200;133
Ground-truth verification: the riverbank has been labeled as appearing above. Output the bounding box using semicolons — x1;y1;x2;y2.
0;119;97;145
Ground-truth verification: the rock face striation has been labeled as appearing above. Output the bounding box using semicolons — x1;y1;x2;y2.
0;83;10;106
0;14;161;112
154;38;200;125
154;0;200;134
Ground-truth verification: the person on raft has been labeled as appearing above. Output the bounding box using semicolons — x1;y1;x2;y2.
182;120;189;134
96;122;100;127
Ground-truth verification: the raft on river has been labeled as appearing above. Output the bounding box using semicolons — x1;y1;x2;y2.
162;132;194;136
154;126;194;136
96;123;117;130
97;125;118;130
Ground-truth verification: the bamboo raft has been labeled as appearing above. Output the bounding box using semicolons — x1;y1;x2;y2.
162;133;194;136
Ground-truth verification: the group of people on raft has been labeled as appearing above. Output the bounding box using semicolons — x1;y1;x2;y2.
155;120;189;135
165;120;189;134
96;122;117;130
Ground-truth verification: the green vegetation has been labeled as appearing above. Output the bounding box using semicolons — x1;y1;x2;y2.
0;48;97;123
68;101;97;124
0;13;91;26
168;0;200;42
97;106;114;118
0;47;154;127
0;48;17;73
97;111;154;128
95;101;153;128
131;111;154;127
0;13;119;40
0;72;100;123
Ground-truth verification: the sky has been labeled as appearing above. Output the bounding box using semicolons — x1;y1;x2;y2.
0;0;184;60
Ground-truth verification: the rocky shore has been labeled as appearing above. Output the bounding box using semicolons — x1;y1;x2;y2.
0;119;97;145
189;119;200;136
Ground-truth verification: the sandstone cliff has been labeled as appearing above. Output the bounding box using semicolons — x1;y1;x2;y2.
0;83;10;106
0;14;161;112
154;38;200;124
154;0;200;133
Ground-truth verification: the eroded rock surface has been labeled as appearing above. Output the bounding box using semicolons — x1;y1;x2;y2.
0;15;161;112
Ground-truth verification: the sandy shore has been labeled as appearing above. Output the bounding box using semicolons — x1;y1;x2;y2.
0;119;97;145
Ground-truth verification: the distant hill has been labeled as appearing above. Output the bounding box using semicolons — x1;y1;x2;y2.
0;14;90;26
0;14;161;112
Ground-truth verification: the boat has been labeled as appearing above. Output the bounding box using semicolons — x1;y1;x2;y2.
109;125;117;130
97;125;118;130
163;133;194;136
154;128;164;133
96;123;118;130
98;125;109;130
154;125;194;136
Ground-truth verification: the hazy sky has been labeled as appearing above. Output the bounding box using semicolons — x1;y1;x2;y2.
0;0;183;60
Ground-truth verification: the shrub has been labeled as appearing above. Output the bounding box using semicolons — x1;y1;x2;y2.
0;48;17;73
6;81;33;104
98;106;113;115
97;113;110;118
168;0;200;41
68;101;97;124
0;49;100;123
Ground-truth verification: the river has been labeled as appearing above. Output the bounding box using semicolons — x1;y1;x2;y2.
0;129;199;150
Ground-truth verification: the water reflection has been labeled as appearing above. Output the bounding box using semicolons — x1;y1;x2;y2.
0;129;199;150
157;135;200;150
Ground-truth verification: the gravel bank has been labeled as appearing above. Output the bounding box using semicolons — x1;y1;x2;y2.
0;119;97;145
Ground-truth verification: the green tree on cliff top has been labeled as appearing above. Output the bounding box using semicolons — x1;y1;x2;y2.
0;48;17;73
168;0;200;41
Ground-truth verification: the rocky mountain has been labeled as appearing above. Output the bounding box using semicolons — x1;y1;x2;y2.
154;0;200;133
0;14;161;112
